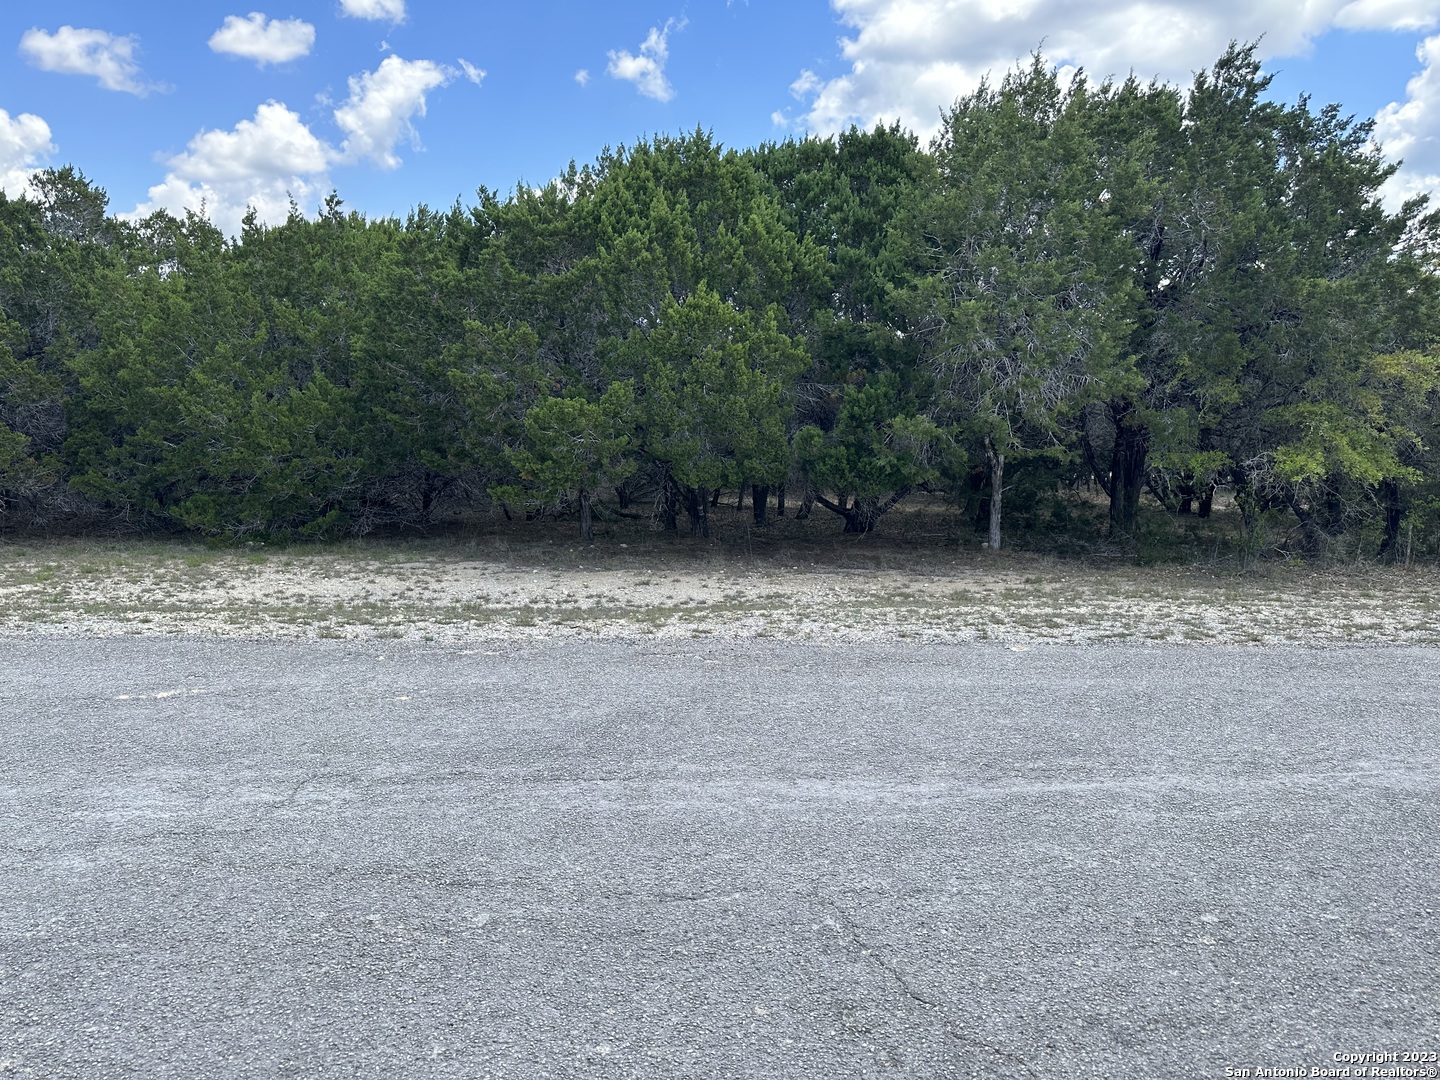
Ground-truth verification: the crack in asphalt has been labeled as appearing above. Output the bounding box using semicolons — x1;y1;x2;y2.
268;777;316;811
824;899;1042;1080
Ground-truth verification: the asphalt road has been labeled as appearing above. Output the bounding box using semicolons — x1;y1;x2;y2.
2;638;1437;1079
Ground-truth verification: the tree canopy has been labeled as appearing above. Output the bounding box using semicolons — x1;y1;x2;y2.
2;46;1438;560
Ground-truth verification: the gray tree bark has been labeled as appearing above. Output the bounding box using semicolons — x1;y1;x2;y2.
985;438;1004;552
579;489;593;542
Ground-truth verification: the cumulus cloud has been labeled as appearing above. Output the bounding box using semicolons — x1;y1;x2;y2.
607;18;684;102
339;0;406;23
128;101;332;236
333;56;454;168
125;51;460;234
0;109;56;197
1375;33;1440;206
789;69;821;99
208;13;316;66
793;0;1440;139
575;68;591;87
19;25;160;96
1336;0;1440;29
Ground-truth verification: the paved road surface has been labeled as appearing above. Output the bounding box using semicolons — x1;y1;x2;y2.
2;639;1437;1079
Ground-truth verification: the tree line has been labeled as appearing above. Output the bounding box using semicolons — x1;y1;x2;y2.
3;46;1438;557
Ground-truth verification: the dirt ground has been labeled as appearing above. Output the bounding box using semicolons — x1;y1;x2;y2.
3;520;1437;645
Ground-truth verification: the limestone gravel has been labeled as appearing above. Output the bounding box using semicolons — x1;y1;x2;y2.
2;545;1437;646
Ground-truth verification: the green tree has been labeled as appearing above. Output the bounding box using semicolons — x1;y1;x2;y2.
752;126;932;523
917;58;1134;550
0;169;122;525
499;381;636;540
793;374;942;533
621;286;806;537
1082;44;1430;546
66;207;369;537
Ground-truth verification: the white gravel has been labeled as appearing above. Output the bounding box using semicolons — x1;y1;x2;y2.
3;545;1436;646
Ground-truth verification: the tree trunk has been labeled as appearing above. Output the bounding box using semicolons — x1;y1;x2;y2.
1233;467;1261;554
752;485;769;527
968;465;989;534
1147;471;1176;513
1175;474;1196;515
985;439;1004;552
1081;410;1113;498
1378;479;1404;561
775;483;786;518
686;486;710;539
842;499;874;534
579;488;593;542
1291;486;1346;556
1291;499;1325;556
1198;484;1214;519
661;474;678;532
1107;399;1148;537
815;489;909;534
709;488;721;509
735;486;745;512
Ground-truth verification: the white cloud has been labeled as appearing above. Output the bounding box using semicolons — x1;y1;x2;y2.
333;56;454;168
1336;0;1440;29
1376;33;1440;207
458;58;486;85
208;13;316;66
124;51;458;234
339;0;406;23
607;18;685;102
0;109;55;197
789;69;821;99
19;25;159;96
127;101;332;236
575;68;591;87
793;0;1440;139
770;110;789;128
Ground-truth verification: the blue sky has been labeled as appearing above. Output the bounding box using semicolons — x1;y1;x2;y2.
3;1;1439;234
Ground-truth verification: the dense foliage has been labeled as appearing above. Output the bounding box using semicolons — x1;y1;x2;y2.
4;47;1438;558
